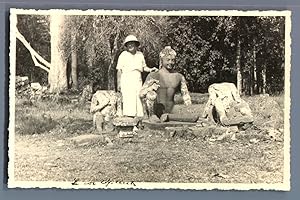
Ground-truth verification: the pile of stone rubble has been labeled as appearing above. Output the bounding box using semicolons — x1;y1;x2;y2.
16;76;48;100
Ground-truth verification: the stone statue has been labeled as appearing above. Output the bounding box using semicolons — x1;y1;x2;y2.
140;46;192;122
79;84;93;103
139;78;160;119
202;82;253;126
90;90;122;132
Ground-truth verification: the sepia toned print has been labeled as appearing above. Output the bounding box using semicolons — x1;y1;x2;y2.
8;9;291;190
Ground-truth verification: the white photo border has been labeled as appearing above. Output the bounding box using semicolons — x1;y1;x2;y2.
8;8;291;191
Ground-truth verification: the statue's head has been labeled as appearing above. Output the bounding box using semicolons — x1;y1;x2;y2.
124;35;140;54
159;46;176;70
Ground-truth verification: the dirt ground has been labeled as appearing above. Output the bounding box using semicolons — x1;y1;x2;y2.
12;94;285;184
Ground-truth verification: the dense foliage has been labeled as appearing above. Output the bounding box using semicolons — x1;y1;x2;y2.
16;14;285;94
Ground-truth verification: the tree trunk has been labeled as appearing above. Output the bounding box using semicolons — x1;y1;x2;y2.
236;36;242;95
48;14;68;93
253;39;257;94
262;64;267;94
71;36;78;90
249;67;253;96
107;32;120;90
107;53;117;90
257;67;262;94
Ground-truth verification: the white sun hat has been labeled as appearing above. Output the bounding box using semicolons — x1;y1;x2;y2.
124;35;140;46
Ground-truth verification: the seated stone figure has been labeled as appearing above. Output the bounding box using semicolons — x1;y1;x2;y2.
90;90;122;132
139;78;160;118
202;82;253;126
140;46;192;122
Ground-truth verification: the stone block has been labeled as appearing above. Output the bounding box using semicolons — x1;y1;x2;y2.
113;117;139;127
69;134;104;146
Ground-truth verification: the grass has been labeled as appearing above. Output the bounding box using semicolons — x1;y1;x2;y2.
15;98;93;135
12;94;285;184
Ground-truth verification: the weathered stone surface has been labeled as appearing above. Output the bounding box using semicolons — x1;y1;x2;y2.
92;111;115;133
221;115;254;126
30;82;42;91
90;90;120;116
139;78;160;118
16;76;49;100
143;120;197;130
90;90;122;132
16;76;29;88
113;117;140;137
160;113;169;122
69;134;104;146
141;48;192;119
160;113;199;123
93;112;105;132
113;117;139;127
203;82;253;126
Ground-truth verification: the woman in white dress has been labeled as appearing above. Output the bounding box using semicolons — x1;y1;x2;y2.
116;35;158;117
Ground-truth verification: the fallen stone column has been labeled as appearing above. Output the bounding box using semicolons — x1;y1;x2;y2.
160;113;199;123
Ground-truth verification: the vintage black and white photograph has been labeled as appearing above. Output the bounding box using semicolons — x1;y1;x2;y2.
8;9;291;190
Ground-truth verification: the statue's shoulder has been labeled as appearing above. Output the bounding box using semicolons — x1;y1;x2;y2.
147;71;160;80
174;72;185;80
93;90;117;98
177;72;184;76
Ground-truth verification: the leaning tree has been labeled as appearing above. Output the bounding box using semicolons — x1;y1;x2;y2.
16;14;69;94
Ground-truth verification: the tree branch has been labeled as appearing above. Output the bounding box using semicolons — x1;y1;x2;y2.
16;28;51;72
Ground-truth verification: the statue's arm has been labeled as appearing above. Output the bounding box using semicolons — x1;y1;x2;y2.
180;75;192;105
141;54;158;72
117;70;122;91
90;93;110;114
116;52;124;92
140;75;154;98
